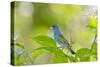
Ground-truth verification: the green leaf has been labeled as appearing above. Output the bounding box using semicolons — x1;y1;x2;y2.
33;35;57;48
31;48;45;62
34;47;66;57
15;53;25;65
87;16;97;29
15;43;24;49
91;41;97;55
32;35;70;63
53;53;68;63
33;47;69;63
90;54;97;61
75;48;91;62
52;48;69;63
90;41;97;61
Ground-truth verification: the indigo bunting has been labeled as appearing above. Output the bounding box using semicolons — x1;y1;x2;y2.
51;24;75;54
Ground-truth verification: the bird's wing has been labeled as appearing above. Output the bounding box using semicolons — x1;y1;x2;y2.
57;34;69;46
57;34;75;54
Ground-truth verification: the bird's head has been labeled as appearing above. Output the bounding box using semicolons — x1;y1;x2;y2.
50;24;61;35
50;24;58;30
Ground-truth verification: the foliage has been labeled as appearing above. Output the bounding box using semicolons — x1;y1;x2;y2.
13;35;97;65
12;16;97;66
33;36;57;48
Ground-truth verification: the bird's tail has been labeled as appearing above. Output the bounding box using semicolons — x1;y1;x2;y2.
69;48;76;54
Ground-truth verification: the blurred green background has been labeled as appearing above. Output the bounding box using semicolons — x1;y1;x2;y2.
11;1;97;65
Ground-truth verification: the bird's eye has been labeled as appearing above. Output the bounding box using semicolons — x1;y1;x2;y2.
51;24;57;28
52;25;55;27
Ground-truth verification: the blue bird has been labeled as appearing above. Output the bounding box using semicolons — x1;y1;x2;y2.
51;24;75;54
